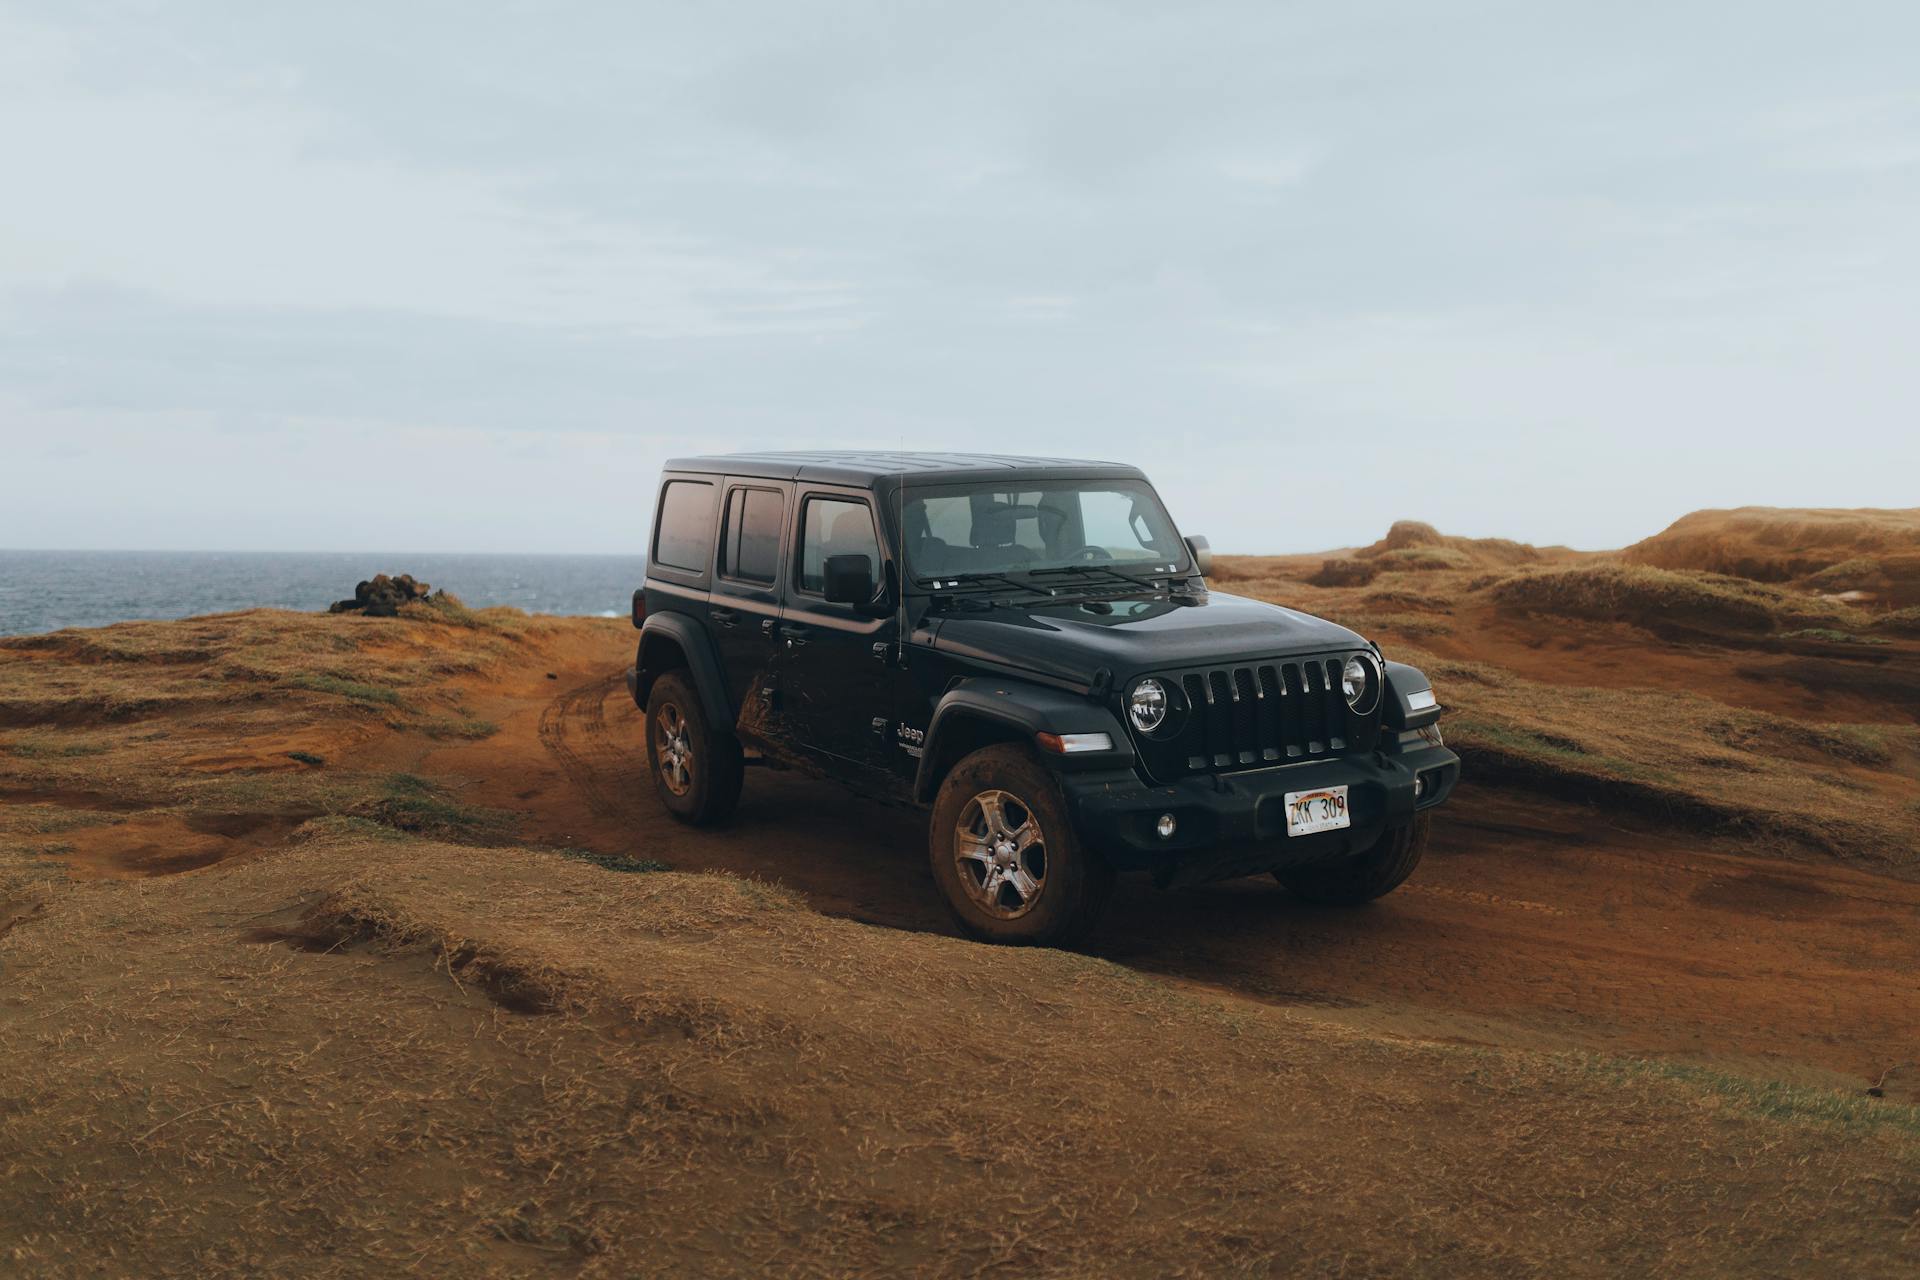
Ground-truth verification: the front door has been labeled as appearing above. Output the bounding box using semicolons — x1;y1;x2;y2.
708;478;790;745
771;486;903;788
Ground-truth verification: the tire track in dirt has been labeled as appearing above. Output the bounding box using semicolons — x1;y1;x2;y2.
536;672;638;822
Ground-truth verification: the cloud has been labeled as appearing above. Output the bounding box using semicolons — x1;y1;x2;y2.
1;1;1917;553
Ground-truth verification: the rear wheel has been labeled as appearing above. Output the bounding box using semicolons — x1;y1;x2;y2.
928;745;1112;946
1276;815;1428;905
646;670;742;826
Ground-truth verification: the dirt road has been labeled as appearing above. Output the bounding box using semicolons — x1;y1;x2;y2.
459;656;1920;1103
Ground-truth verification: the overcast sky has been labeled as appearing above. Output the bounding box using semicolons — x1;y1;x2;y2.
3;1;1916;555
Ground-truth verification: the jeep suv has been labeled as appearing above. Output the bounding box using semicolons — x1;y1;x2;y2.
628;452;1458;945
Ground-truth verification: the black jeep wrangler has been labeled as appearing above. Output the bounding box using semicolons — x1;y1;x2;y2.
628;452;1457;945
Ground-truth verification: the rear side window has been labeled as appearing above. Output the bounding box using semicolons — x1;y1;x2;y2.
798;498;880;595
720;487;783;585
652;480;717;574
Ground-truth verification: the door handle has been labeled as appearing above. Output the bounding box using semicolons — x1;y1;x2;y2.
710;607;738;628
778;624;809;648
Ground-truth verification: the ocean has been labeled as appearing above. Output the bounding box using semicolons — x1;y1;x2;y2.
0;550;647;636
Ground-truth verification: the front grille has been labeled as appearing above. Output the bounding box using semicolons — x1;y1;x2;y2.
1132;655;1377;781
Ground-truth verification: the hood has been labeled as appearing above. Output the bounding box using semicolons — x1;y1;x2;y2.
927;589;1367;686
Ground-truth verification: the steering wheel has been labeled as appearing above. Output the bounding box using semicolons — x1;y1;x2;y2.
1067;545;1114;563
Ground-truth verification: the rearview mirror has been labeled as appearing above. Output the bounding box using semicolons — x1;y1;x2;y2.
1184;535;1213;577
823;553;877;606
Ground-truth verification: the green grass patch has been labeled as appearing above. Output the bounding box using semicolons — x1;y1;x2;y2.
401;593;527;635
1581;1056;1920;1137
1871;606;1920;636
285;673;404;706
0;805;126;837
543;847;670;874
5;736;110;759
365;772;512;841
1704;713;1896;767
1782;627;1888;645
416;714;499;741
1448;717;1673;785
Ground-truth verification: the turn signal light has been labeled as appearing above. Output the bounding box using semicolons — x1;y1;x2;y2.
1036;731;1114;755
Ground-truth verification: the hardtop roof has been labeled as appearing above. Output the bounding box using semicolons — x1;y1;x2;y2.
662;451;1146;487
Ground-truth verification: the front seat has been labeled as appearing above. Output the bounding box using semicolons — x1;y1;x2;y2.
971;506;1034;567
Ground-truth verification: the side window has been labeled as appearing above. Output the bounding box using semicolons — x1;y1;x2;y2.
652;480;717;574
719;487;783;585
798;497;880;596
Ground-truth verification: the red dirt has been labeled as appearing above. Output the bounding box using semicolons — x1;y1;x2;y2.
409;629;1920;1102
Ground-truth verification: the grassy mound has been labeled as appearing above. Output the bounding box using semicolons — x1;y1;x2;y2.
1417;651;1919;868
1482;563;1863;636
1307;521;1551;586
1625;507;1920;606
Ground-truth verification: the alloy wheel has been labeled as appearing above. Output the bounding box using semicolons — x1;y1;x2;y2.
655;703;694;796
953;789;1048;919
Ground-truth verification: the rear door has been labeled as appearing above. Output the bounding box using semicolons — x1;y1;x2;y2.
709;477;791;741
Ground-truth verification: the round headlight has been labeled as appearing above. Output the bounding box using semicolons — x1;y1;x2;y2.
1128;678;1168;733
1342;655;1381;716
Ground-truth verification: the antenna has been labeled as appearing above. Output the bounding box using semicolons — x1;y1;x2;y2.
895;444;909;665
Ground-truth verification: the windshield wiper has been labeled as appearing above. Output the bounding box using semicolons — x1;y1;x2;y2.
912;572;1054;598
1025;564;1167;591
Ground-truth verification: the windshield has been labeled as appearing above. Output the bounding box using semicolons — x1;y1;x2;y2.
902;479;1188;584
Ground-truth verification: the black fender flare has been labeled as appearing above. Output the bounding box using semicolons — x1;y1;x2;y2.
913;677;1134;803
633;611;733;731
1382;659;1441;731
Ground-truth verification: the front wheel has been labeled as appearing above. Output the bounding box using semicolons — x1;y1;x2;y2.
645;670;743;826
1275;815;1429;905
928;745;1112;946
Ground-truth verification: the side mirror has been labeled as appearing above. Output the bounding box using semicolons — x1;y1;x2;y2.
1184;535;1213;577
823;553;877;607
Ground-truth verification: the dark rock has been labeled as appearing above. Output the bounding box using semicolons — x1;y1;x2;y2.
328;573;433;617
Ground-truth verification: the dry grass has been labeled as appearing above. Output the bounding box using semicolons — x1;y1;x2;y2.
4;828;1917;1277
0;606;571;881
1625;506;1920;608
1873;606;1920;636
1211;552;1920;870
1625;506;1920;581
1392;651;1920;867
1482;563;1864;635
5;552;1920;1273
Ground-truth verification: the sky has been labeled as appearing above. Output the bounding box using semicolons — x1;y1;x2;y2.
2;1;1917;555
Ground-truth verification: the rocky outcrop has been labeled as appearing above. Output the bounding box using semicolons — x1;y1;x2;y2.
329;574;434;618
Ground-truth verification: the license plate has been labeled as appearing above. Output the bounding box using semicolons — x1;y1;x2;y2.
1284;785;1351;837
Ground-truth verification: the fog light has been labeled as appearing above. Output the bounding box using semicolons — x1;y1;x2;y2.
1414;773;1429;799
1156;813;1177;840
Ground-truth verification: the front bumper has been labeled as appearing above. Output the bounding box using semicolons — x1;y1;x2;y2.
1059;742;1459;887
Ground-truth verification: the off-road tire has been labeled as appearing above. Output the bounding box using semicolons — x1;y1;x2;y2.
1276;814;1429;905
645;670;743;826
928;744;1113;947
